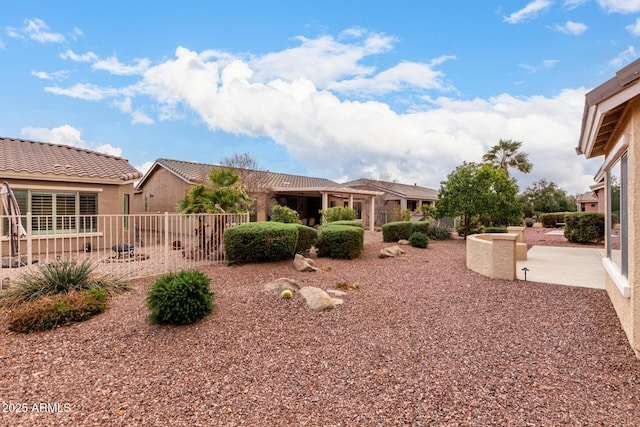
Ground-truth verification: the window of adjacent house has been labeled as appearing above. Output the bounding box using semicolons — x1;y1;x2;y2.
1;190;99;235
407;200;418;211
607;154;627;278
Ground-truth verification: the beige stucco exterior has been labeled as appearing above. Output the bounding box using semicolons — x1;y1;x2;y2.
466;233;518;280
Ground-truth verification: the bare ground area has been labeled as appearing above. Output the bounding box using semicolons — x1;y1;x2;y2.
1;230;638;426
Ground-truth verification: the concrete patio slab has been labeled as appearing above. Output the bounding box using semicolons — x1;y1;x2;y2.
516;246;605;290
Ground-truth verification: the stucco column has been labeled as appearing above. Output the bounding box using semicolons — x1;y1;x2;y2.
321;192;329;211
369;195;375;231
348;194;354;209
491;233;517;280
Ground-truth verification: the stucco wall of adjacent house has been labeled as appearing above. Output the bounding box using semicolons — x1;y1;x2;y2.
133;168;190;214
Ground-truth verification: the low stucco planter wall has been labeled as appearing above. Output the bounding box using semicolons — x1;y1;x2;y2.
466;233;518;280
507;226;528;261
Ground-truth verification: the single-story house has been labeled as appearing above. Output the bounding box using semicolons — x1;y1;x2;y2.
133;158;383;230
575;191;600;213
0;137;142;255
341;178;438;226
576;57;640;358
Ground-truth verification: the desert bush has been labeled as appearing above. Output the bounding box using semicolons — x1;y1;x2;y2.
327;220;363;228
483;226;508;233
0;259;129;309
382;221;414;242
146;269;214;325
320;206;356;223
270;205;301;223
224;222;298;265
539;212;572;228
409;232;429;249
294;224;318;256
411;222;430;235
390;206;412;222
525;218;535;227
428;224;452;240
7;289;107;333
316;225;363;259
564;212;605;244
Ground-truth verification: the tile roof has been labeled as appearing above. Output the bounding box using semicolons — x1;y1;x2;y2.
0;137;142;182
341;178;438;200
145;158;343;189
576;191;598;203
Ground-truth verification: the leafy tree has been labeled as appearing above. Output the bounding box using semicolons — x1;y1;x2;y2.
436;162;523;237
482;139;532;176
519;179;576;216
177;168;253;214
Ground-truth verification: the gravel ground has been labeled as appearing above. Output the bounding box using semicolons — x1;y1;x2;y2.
1;230;638;426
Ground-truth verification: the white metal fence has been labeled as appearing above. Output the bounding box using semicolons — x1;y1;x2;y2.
0;212;250;289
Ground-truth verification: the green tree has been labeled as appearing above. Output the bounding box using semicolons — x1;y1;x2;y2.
520;179;576;215
482;139;532;176
436;163;523;237
177;168;253;214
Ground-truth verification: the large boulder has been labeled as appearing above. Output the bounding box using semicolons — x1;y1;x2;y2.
379;245;406;258
299;286;343;311
264;277;301;293
293;253;318;272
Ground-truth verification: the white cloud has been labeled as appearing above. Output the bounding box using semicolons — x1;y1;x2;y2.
31;70;69;80
60;49;98;62
7;18;65;43
0;38;5;49
553;21;588;35
504;0;553;24
610;46;638;67
626;18;640;36
20;125;124;157
597;0;640;14
131;110;154;125
93;55;151;75
518;59;559;74
563;0;588;10
44;83;121;100
135;161;155;175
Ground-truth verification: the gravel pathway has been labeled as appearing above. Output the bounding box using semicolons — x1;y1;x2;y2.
1;230;638;426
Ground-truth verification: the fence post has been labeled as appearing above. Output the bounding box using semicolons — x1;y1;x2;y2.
26;212;32;265
164;212;169;273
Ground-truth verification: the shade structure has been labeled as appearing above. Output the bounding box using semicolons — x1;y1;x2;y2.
1;181;27;258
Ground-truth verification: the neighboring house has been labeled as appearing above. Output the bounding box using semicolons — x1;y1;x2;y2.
576;58;640;358
133;158;383;230
342;178;438;225
0;137;142;255
575;191;599;212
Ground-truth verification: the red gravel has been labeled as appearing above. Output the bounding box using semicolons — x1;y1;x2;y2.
0;231;637;426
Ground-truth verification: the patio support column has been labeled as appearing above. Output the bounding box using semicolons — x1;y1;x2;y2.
369;195;375;231
321;192;329;211
348;194;354;209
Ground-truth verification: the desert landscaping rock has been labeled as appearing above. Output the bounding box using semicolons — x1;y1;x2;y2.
379;245;406;258
293;253;318;272
298;286;341;311
263;277;301;293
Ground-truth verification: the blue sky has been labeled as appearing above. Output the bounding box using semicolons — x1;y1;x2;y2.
2;0;640;194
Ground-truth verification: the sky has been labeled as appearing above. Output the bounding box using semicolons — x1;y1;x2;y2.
2;0;640;195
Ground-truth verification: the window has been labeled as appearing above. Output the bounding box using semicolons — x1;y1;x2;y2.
607;154;627;278
1;190;99;235
407;200;418;212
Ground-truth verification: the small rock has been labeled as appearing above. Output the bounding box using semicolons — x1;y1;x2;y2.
293;253;318;272
264;277;301;293
398;239;409;245
379;245;406;258
299;286;341;311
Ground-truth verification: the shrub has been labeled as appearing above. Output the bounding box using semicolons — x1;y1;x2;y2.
320;206;356;223
294;224;318;256
411;222;430;235
564;212;605;244
0;259;130;309
316;225;363;259
146;269;214;325
382;221;414;242
327;220;363;228
539;212;572;228
525;218;534;227
409;232;429;249
483;226;508;233
270;205;301;223
224;222;298;265
7;289;107;333
428;224;452;240
391;206;412;222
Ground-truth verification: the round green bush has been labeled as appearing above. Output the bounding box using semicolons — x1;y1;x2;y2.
224;222;298;265
270;205;301;223
294;224;318;256
146;269;214;325
408;231;429;249
317;225;363;259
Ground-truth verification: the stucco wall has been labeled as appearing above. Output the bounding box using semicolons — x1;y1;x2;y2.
466;233;518;280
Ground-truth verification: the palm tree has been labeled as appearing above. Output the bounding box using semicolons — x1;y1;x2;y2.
482;139;532;176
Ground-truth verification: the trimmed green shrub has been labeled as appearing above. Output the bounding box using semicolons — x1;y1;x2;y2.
564;212;605;244
483;227;508;233
409;232;429;249
539;212;572;228
270;205;301;223
382;221;414;242
224;222;298;265
411;222;430;235
320;206;356;223
7;289;107;333
525;218;534;227
428;224;452;240
316;225;363;259
327;220;363;228
146;269;214;325
0;259;130;309
294;224;318;256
